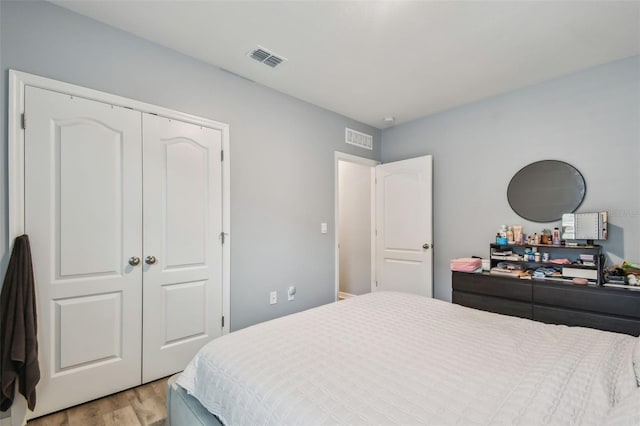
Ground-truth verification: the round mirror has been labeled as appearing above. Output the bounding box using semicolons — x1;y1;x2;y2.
507;160;586;223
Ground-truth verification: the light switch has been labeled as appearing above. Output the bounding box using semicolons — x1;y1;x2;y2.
321;223;328;234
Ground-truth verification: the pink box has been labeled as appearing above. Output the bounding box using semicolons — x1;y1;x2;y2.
450;258;482;272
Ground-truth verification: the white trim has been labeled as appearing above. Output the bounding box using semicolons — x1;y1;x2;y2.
7;70;28;426
334;151;379;302
370;166;377;293
335;151;378;167
8;69;231;424
8;71;25;245
338;291;356;300
9;70;226;129
221;130;231;333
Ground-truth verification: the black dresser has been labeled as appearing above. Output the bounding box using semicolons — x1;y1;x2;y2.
452;271;640;336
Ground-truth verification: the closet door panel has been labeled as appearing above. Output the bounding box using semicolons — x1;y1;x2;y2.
24;86;143;418
59;123;122;276
142;114;223;382
164;281;207;341
164;141;207;267
56;293;123;368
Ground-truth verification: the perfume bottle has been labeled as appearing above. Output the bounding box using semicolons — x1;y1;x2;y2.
552;227;561;245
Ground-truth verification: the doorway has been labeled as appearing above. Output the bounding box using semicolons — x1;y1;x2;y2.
335;152;434;301
334;152;379;300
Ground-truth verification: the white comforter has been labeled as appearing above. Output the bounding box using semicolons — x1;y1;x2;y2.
177;291;639;425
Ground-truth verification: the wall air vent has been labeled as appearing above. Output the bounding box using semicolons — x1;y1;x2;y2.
248;46;288;68
345;128;373;150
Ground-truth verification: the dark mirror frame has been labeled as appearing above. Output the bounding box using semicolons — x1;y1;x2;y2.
507;160;586;223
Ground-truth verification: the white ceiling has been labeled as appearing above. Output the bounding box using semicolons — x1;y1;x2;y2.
52;1;640;129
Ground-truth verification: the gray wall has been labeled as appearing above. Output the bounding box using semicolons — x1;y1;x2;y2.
0;1;380;331
3;2;638;327
381;56;640;301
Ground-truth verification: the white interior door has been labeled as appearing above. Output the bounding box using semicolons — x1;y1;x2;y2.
375;155;433;297
24;86;143;417
142;114;223;382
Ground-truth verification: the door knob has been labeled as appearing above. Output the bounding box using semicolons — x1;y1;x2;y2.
145;256;157;265
422;243;431;250
128;256;141;266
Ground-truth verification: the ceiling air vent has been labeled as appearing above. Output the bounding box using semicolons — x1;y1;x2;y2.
345;128;373;150
248;46;288;68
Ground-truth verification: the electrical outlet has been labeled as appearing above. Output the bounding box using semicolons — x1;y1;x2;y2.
288;286;296;301
270;291;277;305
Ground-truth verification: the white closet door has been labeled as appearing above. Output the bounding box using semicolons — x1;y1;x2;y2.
142;114;223;382
24;86;143;418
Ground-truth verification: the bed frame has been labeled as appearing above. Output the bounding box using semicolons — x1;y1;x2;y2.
166;374;222;426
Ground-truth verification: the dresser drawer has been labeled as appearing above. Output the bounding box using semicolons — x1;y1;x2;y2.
533;305;640;336
534;282;640;318
452;271;532;302
453;291;533;319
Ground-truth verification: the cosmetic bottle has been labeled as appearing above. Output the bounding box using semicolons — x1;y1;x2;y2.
513;225;523;245
507;227;514;244
552;227;561;245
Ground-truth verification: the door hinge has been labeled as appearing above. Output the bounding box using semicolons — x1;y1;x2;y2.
220;232;226;244
21;113;26;130
221;150;224;162
221;316;225;328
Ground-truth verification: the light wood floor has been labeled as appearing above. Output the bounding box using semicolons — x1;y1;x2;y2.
27;377;169;426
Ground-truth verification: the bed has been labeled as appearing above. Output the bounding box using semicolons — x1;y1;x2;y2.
168;291;640;425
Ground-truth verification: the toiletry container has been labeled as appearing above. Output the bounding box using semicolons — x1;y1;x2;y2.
513;225;523;245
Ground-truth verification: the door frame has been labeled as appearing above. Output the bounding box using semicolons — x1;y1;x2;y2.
334;152;379;301
8;69;231;425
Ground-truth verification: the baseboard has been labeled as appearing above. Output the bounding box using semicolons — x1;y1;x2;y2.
4;394;26;426
338;291;355;300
